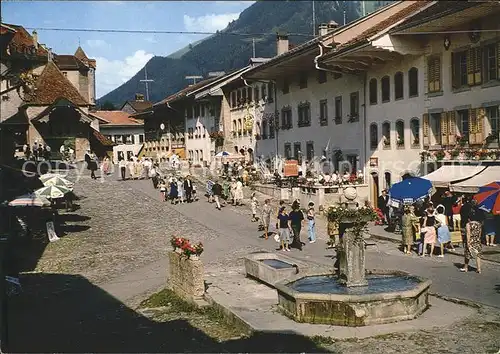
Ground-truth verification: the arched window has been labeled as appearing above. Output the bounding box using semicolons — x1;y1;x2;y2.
256;121;261;136
237;119;242;134
370;123;378;150
369;78;377;104
395;120;405;148
232;120;237;133
382;121;391;148
262;119;268;138
381;76;390;102
394;72;403;100
408;67;418;97
410;118;420;147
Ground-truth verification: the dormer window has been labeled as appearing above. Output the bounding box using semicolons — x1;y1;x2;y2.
62;72;67;77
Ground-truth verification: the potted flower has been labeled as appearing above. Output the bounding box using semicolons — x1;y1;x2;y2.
396;136;404;147
434;150;445;160
383;136;390;147
456;134;468;147
171;236;187;253
450;149;460;160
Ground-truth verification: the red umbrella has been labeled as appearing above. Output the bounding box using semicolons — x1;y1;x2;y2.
473;181;500;215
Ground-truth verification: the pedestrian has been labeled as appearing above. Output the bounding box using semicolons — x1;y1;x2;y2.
192;183;198;201
151;164;159;189
484;213;497;246
177;177;185;204
230;178;237;204
401;206;419;254
68;147;74;163
159;179;167;201
206;180;214;203
261;199;272;240
101;156;110;175
250;192;258;222
184;175;193;202
84;150;96;179
421;207;438;257
59;144;65;161
127;158;135;179
32;141;38;161
24;144;31;160
234;178;244;206
289;201;305;250
277;206;291;252
212;179;223;210
37;144;43;161
460;207;483;273
44;144;51;161
441;190;457;230
119;158;127;180
307;202;316;243
170;178;179;204
378;190;390;225
435;204;452;256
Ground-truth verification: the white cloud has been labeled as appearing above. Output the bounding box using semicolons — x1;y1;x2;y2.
86;39;108;48
95;50;154;98
183;13;240;33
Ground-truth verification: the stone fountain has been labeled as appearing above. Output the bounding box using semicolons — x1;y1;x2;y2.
275;188;431;326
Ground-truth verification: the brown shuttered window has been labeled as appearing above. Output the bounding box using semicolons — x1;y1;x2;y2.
448;111;457;145
468;108;477;145
423;113;430;146
440;112;449;146
427;57;441;93
476;107;485;144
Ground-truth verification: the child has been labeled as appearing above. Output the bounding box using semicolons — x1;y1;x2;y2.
251;192;258;222
307;202;316;243
159;180;167;201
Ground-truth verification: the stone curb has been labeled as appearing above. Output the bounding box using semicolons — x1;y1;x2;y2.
203;293;254;336
370;232;500;265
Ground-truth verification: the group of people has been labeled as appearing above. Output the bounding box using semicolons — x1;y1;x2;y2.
206;177;244;209
158;175;196;204
118;156;154;180
400;192;498;274
23;142;54;161
273;200;317;252
59;144;75;163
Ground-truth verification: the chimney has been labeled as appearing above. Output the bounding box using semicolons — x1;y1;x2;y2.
32;30;38;49
276;31;289;56
318;23;328;37
135;93;145;102
327;20;339;31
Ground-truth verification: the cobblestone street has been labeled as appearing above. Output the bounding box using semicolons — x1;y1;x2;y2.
7;165;500;353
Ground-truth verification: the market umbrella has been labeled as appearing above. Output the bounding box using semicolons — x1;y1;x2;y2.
473;181;500;215
215;151;231;157
40;175;74;189
35;185;71;199
389;177;433;205
7;193;50;207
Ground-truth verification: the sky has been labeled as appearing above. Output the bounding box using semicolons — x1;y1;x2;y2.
1;1;255;98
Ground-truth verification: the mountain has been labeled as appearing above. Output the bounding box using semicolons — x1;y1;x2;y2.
98;1;392;107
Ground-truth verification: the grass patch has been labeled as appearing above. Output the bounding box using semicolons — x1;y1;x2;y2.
311;335;336;346
139;288;196;312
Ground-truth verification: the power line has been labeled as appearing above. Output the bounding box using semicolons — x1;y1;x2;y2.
24;27;315;38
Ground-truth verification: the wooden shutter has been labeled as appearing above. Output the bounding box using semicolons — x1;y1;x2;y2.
476;107;485;144
452;52;460;89
435;58;441;91
467;49;475;86
474;47;482;85
469;108;477;145
497;42;500;79
448;111;456;145
423;113;430;146
440;112;449;145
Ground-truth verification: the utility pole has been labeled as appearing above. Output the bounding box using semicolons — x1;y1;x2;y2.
361;1;366;17
252;38;256;58
185;76;203;85
312;0;316;36
140;66;154;101
343;10;346;26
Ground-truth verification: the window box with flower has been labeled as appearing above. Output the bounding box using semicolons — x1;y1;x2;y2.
396;136;405;148
382;136;391;149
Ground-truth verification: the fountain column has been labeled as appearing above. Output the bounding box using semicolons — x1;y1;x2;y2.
337;220;368;287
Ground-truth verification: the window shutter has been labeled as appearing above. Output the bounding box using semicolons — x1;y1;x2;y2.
448;111;456;145
428;58;435;92
423;113;430;146
469;108;477;145
474;47;482;85
440;112;449;145
452;52;460;89
467;49;475;86
435;58;441;91
476;107;485;144
497;42;500;79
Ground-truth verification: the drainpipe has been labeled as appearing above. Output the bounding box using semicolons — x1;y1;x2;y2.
362;72;367;186
314;43;336;74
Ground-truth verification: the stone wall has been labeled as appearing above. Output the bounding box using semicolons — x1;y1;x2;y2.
75;137;90;162
167;251;205;302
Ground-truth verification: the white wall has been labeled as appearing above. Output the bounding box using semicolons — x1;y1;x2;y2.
101;125;144;163
185;107;216;165
255;69;365;173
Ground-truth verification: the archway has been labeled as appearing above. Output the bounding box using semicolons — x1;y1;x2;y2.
247;148;254;163
234;146;238;154
384;171;392;190
371;172;379;208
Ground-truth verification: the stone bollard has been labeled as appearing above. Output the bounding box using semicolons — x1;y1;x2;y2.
167;250;205;303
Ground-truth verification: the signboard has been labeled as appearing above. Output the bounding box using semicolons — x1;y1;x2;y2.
370;157;378;167
284;160;299;177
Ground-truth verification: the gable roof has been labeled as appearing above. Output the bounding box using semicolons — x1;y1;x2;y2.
121;100;153;112
2;23;48;57
90;111;143;126
154;76;221;107
54;54;89;71
74;46;89;61
26;61;89;106
91;128;115;146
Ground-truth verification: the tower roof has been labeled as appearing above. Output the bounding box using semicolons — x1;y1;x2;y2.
74;46;89;61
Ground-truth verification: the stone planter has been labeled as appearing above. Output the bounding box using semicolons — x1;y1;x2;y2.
189;255;199;261
175;248;182;254
168;250;205;302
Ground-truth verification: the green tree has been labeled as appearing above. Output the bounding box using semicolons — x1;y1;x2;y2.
100;100;116;111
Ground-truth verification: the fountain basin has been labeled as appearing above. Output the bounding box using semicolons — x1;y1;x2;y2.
276;269;431;326
244;252;310;287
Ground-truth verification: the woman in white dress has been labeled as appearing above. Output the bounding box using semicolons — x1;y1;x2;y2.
234;178;244;206
177;177;185;203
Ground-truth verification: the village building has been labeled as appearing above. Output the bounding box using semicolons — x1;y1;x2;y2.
0;23;112;161
120;93;152;115
318;0;500;204
89;110;144;162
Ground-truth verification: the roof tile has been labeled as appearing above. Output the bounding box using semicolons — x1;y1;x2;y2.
54;54;88;70
2;23;48;56
91;111;143;125
156;76;220;106
26;61;89;106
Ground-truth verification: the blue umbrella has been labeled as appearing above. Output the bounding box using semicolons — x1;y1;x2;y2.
389;177;433;205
